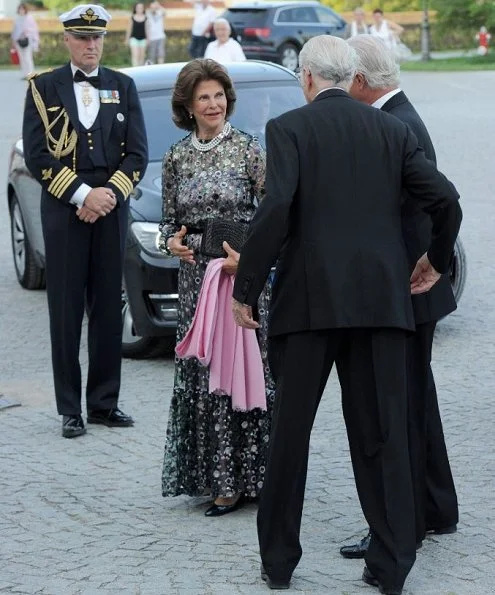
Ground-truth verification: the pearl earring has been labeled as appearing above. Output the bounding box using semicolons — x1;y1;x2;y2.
189;113;193;119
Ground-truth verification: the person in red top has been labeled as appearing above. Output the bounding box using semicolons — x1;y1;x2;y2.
476;26;491;56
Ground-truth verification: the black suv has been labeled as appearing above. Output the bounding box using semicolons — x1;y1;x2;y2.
223;1;347;71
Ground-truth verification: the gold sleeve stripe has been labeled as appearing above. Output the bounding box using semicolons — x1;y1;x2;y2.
113;171;134;195
47;167;78;198
109;171;133;198
57;172;79;198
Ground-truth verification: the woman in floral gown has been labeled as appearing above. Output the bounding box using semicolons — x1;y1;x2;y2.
158;59;275;516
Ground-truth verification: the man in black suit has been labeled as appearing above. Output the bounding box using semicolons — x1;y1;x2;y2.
232;36;462;594
337;35;459;560
22;4;148;438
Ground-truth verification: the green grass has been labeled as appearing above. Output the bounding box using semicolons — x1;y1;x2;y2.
402;53;495;71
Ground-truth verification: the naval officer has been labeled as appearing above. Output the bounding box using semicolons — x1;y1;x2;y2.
22;4;148;438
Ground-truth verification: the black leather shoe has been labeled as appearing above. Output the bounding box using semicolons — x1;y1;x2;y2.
362;566;402;595
261;564;290;590
341;530;422;559
87;408;134;427
427;523;457;535
62;415;86;438
340;531;371;559
205;494;245;517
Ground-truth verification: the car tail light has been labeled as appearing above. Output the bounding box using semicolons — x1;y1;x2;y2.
244;27;271;38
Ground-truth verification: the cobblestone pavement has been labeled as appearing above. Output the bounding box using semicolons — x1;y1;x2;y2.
1;70;494;595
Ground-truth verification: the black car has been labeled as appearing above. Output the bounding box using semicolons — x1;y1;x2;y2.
7;61;467;359
8;61;307;358
223;1;347;71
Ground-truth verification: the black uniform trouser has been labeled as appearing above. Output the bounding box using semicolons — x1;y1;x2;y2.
262;328;416;593
407;322;458;540
41;177;126;415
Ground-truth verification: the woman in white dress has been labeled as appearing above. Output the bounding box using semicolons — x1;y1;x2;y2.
369;8;403;52
11;3;39;79
344;7;369;39
204;18;246;63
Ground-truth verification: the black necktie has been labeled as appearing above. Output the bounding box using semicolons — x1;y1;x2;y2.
73;69;101;89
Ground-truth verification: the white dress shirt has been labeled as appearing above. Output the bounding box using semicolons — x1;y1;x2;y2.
70;63;101;207
371;88;401;110
314;86;346;99
204;38;246;63
191;3;216;36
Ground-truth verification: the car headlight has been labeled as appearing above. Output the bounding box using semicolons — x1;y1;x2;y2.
130;222;168;258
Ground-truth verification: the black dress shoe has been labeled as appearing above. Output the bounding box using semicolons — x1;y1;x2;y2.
62;415;86;438
340;531;371;559
362;566;402;595
204;494;245;517
427;523;457;535
341;530;422;559
87;408;134;427
260;564;290;590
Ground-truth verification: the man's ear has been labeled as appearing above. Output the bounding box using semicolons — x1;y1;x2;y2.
355;72;367;88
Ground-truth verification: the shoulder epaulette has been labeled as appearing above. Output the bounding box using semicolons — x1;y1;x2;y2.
27;68;53;81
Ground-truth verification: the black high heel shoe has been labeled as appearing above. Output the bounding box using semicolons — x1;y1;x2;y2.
204;493;245;517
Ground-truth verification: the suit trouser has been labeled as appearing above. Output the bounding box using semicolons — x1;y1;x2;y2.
407;322;458;539
41;186;125;415
262;328;416;592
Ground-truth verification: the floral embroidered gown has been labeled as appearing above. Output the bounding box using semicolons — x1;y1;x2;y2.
159;126;275;499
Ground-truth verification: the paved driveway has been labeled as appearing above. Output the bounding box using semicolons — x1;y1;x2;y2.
0;69;494;594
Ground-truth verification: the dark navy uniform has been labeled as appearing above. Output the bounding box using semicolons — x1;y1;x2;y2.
22;62;148;416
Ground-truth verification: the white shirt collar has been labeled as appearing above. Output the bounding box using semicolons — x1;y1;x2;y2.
70;63;99;78
314;87;347;99
371;88;401;110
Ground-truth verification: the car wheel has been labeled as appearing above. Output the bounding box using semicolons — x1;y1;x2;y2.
450;236;467;304
10;194;45;290
279;43;299;72
121;291;170;359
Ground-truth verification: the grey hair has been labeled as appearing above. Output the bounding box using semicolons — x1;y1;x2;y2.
347;35;400;89
213;17;231;33
299;35;358;90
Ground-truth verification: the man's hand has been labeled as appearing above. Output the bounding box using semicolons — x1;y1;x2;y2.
76;205;100;224
222;241;240;275
410;253;441;295
168;225;196;265
84;187;116;217
232;298;259;329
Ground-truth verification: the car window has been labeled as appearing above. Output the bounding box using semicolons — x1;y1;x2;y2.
277;7;318;24
315;6;342;27
139;82;305;161
224;8;269;27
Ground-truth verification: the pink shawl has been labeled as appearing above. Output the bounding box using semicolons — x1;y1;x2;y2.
176;259;266;411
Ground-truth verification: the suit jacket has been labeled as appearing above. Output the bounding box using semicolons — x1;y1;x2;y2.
233;89;462;337
382;91;457;324
23;63;148;206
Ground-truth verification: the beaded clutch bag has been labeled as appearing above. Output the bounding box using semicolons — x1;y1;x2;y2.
200;219;249;258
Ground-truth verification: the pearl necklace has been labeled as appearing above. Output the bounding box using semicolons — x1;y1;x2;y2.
191;121;232;152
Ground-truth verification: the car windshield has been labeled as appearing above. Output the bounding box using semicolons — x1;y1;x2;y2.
139;82;305;162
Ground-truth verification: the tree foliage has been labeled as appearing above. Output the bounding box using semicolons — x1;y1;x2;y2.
42;0;135;14
432;0;495;33
326;1;422;12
